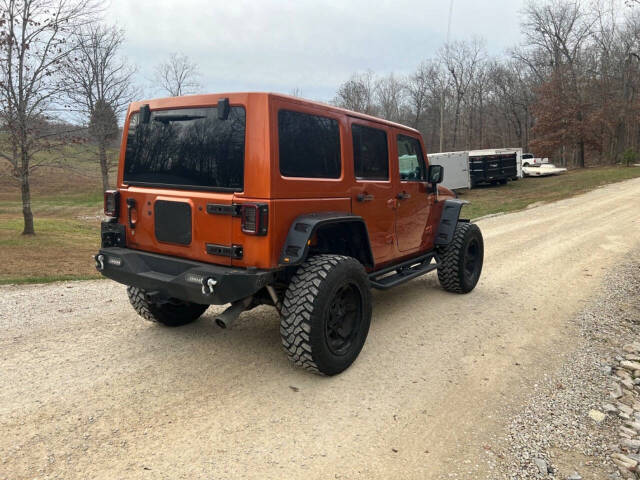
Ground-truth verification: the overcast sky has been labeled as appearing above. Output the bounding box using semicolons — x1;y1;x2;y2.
105;0;528;102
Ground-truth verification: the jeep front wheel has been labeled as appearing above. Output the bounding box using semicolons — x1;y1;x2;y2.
437;222;484;294
127;286;209;327
280;254;372;376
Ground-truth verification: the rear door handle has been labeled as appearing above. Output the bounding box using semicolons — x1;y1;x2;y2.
396;191;411;200
356;193;375;202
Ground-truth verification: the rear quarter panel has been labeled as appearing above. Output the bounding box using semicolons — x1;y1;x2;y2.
231;197;352;269
236;96;356;269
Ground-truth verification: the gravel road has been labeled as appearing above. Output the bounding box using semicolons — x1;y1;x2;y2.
1;178;640;480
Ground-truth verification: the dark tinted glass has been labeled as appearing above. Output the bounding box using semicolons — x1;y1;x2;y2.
123;106;246;190
278;110;341;178
397;134;426;181
352;124;389;180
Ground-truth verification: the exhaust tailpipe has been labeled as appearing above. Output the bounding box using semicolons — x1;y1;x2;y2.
215;296;253;329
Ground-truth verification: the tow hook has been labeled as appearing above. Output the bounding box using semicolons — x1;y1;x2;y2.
201;277;218;296
95;254;105;271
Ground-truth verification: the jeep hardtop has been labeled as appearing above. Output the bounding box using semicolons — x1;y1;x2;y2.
96;92;484;375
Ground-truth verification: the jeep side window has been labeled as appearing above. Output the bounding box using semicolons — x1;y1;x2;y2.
278;110;341;179
352;124;389;181
397;134;426;181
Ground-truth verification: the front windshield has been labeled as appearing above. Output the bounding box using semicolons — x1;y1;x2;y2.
123;106;246;191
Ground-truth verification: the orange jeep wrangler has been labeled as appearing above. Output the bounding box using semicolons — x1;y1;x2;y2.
96;92;483;375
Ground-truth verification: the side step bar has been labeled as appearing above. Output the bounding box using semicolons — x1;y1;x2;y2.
369;252;438;290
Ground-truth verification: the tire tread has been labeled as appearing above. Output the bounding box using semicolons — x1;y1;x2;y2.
280;254;363;375
126;286;207;326
437;222;482;293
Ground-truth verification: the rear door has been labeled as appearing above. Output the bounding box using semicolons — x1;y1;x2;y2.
119;188;235;266
119;105;246;265
394;133;432;252
349;119;396;264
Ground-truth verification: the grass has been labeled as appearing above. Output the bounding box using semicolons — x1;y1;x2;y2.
0;161;639;285
2;274;103;285
0;145;106;284
460;165;640;219
0;214;102;285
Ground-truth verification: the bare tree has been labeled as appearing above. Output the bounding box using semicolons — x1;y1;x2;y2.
64;24;137;191
520;0;594;166
405;61;441;130
289;87;303;97
154;52;201;97
589;0;640;162
0;0;99;235
488;60;535;150
331;1;638;164
439;39;486;149
374;73;406;123
333;71;376;114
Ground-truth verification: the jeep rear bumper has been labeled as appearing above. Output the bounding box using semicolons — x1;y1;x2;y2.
95;247;276;305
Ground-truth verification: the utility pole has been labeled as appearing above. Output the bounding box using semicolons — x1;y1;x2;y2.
440;0;454;152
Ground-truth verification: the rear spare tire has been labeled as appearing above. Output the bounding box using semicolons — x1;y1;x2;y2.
437;222;484;294
280;254;372;376
127;286;208;327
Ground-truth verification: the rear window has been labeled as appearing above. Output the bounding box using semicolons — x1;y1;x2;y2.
123;106;246;191
278;110;341;178
352;124;389;180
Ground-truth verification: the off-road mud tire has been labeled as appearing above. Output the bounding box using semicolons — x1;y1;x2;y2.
437;222;484;294
127;286;208;327
280;255;372;376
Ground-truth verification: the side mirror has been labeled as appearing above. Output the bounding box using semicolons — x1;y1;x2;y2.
428;164;444;184
139;104;151;124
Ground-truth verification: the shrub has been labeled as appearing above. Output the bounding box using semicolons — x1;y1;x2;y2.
622;148;638;167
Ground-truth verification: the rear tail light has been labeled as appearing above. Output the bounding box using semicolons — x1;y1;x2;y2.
104;190;120;218
241;204;268;235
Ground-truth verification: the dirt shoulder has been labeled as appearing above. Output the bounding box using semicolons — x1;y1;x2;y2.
493;252;640;480
0;178;639;480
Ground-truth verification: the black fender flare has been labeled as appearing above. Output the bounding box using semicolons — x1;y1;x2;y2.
434;199;469;246
279;212;374;268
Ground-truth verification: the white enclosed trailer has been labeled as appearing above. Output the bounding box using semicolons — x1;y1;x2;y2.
427;151;470;190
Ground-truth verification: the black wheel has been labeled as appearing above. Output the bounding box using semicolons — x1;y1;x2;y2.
499;178;508;185
280;254;372;376
437;222;484;294
127;286;208;327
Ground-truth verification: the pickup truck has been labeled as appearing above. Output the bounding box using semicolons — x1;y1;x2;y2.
522;153;548;167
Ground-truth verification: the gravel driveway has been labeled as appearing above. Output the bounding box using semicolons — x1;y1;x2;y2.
1;178;639;480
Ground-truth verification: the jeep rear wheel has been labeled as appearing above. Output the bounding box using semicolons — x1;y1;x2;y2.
280;254;372;376
437;222;484;294
127;286;209;327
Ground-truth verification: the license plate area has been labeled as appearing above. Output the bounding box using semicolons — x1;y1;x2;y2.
154;200;192;245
